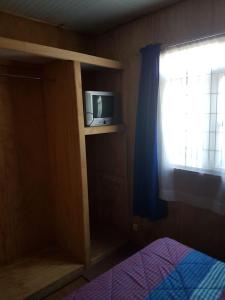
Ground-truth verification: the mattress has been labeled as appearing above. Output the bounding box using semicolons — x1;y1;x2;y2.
66;238;225;299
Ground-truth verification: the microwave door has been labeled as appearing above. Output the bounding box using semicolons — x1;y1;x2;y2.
97;96;102;118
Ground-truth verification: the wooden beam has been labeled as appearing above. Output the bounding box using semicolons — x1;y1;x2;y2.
73;61;91;265
0;37;123;69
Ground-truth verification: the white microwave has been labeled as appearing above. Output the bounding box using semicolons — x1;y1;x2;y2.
84;91;120;127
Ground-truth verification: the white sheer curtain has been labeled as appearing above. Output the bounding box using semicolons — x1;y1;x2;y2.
158;36;225;215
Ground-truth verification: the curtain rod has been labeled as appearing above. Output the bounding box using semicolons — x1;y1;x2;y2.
161;30;225;51
0;73;41;80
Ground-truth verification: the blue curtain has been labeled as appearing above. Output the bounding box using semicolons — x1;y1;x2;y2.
133;44;167;220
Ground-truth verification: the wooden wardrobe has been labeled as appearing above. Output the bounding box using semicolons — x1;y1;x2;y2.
0;37;130;299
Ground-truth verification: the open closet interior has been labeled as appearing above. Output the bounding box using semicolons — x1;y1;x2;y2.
0;37;130;299
0;59;86;300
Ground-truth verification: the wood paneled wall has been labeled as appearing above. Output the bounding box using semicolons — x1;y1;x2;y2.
0;64;52;265
0;11;93;53
86;133;129;233
94;0;225;260
1;0;224;261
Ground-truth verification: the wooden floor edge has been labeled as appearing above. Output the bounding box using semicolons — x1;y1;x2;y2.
28;267;84;300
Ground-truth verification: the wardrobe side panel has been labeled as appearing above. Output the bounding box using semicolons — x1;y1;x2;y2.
43;61;88;263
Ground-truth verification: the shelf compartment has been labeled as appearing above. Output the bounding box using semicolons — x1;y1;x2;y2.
0;248;84;300
91;227;127;265
84;124;125;135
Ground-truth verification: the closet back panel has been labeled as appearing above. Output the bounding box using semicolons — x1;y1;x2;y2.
86;133;129;233
0;73;51;265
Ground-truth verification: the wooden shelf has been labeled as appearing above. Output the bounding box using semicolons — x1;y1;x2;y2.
0;248;84;300
0;37;123;69
84;124;125;136
91;227;127;265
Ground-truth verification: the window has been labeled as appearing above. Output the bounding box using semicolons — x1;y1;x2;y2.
158;37;225;214
159;39;225;174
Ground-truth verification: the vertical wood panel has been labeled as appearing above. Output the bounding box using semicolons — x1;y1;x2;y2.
0;78;20;265
86;133;130;233
73;61;90;264
0;69;51;265
43;60;88;264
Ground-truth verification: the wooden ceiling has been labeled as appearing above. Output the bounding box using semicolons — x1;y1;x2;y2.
0;0;182;34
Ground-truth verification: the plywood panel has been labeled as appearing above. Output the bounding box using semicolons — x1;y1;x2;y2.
0;77;20;265
91;227;127;265
43;60;89;264
0;36;123;69
0;11;91;53
86;133;130;234
84;124;125;135
73;62;90;264
0;66;51;265
45;277;87;300
82;68;123;92
0;248;83;300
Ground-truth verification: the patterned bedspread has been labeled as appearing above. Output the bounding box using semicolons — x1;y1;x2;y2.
66;238;225;299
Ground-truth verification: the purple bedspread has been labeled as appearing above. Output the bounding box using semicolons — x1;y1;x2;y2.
66;238;225;299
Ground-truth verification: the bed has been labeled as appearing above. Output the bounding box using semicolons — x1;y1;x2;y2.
66;238;225;299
